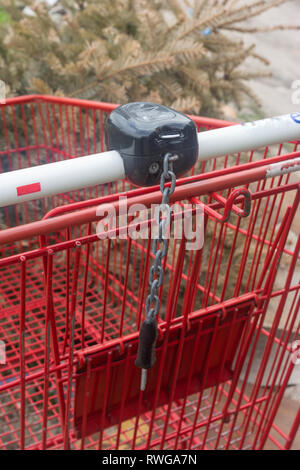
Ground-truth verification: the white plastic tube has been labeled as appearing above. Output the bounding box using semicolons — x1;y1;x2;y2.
0;112;299;208
0;150;125;207
198;112;300;160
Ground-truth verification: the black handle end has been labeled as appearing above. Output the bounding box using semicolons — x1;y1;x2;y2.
135;317;158;369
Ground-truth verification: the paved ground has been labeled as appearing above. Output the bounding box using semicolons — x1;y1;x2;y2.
241;0;300;117
237;3;300;223
242;1;300;233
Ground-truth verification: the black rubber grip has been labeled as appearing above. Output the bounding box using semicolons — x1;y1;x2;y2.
135;317;158;369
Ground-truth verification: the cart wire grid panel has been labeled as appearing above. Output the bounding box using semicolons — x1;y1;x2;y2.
0;95;299;450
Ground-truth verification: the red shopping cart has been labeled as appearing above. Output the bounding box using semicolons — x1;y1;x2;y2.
0;95;299;450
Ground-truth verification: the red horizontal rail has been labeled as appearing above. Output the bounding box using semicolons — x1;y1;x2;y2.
1;164;299;246
0;94;236;128
41;149;300;220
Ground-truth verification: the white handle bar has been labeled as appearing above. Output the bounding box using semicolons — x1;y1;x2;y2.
0;112;299;208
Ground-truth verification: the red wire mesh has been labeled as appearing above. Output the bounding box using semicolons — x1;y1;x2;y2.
0;96;299;450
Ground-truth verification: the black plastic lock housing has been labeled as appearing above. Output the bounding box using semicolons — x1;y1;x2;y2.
105;102;198;186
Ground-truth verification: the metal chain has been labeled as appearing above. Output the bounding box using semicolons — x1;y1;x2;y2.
145;153;178;322
138;153;178;391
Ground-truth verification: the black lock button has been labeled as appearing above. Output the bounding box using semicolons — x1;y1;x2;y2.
105;102;198;186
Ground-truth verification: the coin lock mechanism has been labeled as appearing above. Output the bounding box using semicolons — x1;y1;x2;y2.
106;102;198;390
105;102;198;186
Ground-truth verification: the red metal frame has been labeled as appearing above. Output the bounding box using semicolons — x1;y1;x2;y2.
0;95;299;450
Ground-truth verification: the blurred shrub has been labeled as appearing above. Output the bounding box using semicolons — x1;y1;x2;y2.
0;0;298;114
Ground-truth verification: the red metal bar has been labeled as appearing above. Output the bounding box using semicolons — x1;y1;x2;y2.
19;258;26;450
42;251;53;450
63;244;81;449
40;149;300;221
80;357;92;450
0;164;291;246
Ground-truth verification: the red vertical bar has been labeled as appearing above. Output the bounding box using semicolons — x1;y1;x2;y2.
285;406;300;450
71;105;81;202
200;308;239;449
115;344;132;449
92;109;97;153
63;243;81;449
92;108;98;198
167;236;186;321
137;235;151;330
30;103;47;217
204;222;225;308
80;357;92;450
45;102;59;209
78;107;87;201
221;310;261;449
265;183;286;257
119;238;132;337
19;257;26;450
85;108;92;199
247;179;277;291
51;103;60;151
111;237;117;307
136;238;147;316
63;228;71;355
64;104;72;157
37;101;50;162
79;108;84;156
233;179;266;298
30;102;41;165
20;104;32;166
201;218;217;308
81;224;92;349
220;220;241;301
1;107;13;170
45;103;54;161
71;106;78;157
129;238;138;321
210;224;227;301
100;109;104;152
42;250;53;450
58;104;65;157
181;212;209;315
131;389;145;450
174;320;203;448
38;234;67;437
187;315;221;449
97;351;112;450
11;105;27;226
101;239;111;343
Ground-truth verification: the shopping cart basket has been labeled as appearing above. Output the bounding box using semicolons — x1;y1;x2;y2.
0;95;299;450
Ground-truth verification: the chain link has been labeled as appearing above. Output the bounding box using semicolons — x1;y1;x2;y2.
145;153;178;321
